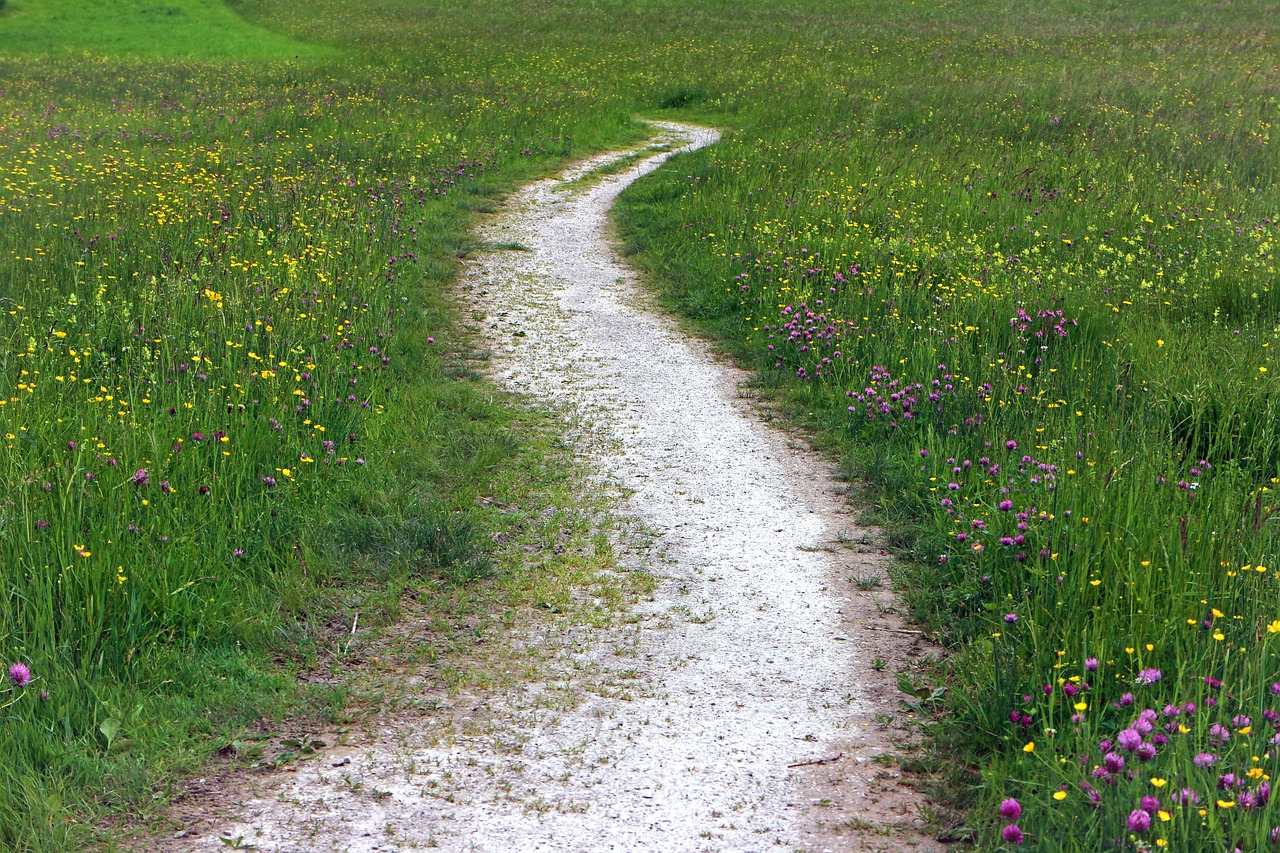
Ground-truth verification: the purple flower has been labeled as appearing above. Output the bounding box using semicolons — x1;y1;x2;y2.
1104;752;1125;773
8;663;31;687
232;549;245;558
1209;723;1231;746
131;468;149;486
1140;795;1161;815
1126;809;1150;832
1002;824;1024;845
1004;613;1018;623
1085;657;1098;672
1006;440;1018;450
1135;668;1162;686
1173;788;1200;805
1117;729;1142;751
1193;752;1218;768
999;798;1022;821
1135;742;1157;762
999;499;1013;511
1118;692;1134;707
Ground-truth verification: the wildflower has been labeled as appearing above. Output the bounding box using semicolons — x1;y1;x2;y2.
1135;668;1162;686
8;663;31;687
1140;796;1161;815
1085;658;1098;672
131;468;149;486
999;499;1013;511
1117;729;1142;751
1001;824;1024;845
999;798;1022;820
1004;613;1018;623
1193;752;1218;767
1127;809;1151;832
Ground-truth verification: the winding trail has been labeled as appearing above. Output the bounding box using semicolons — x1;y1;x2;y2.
178;122;940;852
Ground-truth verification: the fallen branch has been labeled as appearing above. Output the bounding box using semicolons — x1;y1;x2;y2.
862;625;926;636
788;753;844;769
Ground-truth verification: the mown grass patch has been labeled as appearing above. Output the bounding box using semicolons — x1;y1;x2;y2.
0;0;327;60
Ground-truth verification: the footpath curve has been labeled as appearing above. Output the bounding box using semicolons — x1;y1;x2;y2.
180;121;941;853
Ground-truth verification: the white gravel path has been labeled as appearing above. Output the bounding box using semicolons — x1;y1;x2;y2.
175;122;939;853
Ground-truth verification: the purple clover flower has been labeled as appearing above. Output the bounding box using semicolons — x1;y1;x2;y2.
1116;729;1142;751
1135;668;1161;686
8;663;31;687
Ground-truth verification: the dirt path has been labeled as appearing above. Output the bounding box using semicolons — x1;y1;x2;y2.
171;122;942;852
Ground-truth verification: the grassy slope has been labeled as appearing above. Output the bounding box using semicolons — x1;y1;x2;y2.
0;0;328;59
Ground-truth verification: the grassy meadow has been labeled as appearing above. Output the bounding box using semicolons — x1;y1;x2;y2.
0;0;1278;850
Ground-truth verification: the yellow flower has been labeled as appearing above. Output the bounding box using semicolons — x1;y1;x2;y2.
1240;726;1253;735
1213;631;1226;641
1268;620;1280;634
1052;791;1067;801
1023;741;1035;753
1150;778;1167;788
1074;701;1088;711
1156;840;1167;848
1217;799;1235;809
1157;810;1171;822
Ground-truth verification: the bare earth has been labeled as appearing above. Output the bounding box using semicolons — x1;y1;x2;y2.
166;122;944;853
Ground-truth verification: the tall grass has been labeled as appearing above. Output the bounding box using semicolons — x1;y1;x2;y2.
0;9;638;851
613;3;1280;849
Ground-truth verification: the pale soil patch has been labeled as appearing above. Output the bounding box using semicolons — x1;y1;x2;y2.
155;122;945;852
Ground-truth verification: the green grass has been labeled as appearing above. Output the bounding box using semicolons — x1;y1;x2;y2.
2;0;1280;850
0;0;326;59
